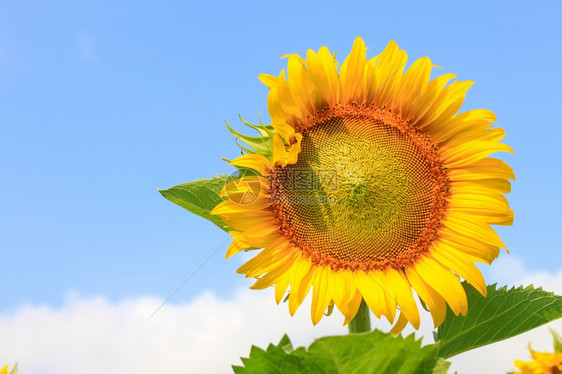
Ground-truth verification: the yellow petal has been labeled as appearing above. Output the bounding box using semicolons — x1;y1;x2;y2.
442;140;513;167
238;244;293;278
398;56;432;120
444;215;506;249
287;254;311;315
210;198;270;216
272;133;287;165
258;74;278;89
448;157;515;180
275;275;290;304
225;240;251;260
355;270;388;319
430;245;487;296
340;37;367;103
341;289;363;325
430;109;495;145
406;267;447;327
272;122;296;141
413;257;468;316
450;178;511;194
250;252;298;289
389;310;409;334
385;269;420;329
439;227;500;264
318;46;341;104
372;41;407;108
420;80;474;131
412;73;457;127
295;262;315;306
311;266;332;325
230;154;273;176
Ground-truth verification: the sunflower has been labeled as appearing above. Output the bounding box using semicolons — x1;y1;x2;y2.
0;364;17;374
514;343;562;374
212;37;514;330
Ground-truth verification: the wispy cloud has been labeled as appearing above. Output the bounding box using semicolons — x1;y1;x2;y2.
77;33;96;60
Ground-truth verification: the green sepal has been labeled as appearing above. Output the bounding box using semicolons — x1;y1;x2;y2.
552;329;562;354
435;282;562;358
159;175;232;232
225;116;274;158
241;113;276;137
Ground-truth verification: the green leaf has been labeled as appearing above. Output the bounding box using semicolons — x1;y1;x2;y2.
436;283;562;358
551;329;562;354
159;175;231;232
233;334;320;374
233;330;443;374
431;358;451;374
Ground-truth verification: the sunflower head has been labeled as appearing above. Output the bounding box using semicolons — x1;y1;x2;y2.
212;37;514;330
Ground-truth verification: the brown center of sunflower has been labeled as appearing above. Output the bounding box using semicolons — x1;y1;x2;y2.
269;104;449;271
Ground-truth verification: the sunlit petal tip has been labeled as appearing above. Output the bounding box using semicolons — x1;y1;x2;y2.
385;40;398;50
288;291;301;316
225;240;248;260
351;36;366;49
280;54;306;64
258;74;278;88
389;311;409;334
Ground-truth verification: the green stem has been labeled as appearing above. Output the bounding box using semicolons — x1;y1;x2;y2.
348;299;371;333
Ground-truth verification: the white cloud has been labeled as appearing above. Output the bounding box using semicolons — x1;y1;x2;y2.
0;255;560;374
487;255;562;294
0;288;346;374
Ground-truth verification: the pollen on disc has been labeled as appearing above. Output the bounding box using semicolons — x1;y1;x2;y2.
269;108;448;271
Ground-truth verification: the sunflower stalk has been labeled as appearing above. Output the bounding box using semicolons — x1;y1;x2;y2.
348;299;371;333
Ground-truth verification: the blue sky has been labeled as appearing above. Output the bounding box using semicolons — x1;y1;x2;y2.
1;1;561;364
